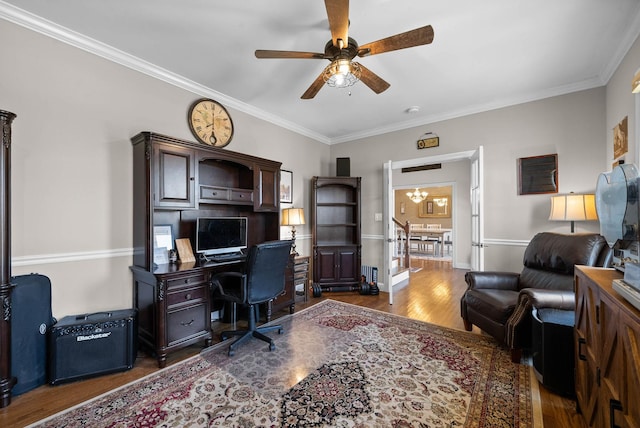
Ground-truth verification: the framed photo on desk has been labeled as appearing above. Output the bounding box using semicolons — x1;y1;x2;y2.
153;225;173;265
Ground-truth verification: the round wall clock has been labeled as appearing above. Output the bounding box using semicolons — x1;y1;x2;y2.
187;98;234;148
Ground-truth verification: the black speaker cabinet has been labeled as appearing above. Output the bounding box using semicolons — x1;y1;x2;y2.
49;309;137;385
11;274;54;396
336;157;350;176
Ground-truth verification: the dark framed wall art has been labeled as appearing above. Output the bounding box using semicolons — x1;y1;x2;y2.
518;154;558;195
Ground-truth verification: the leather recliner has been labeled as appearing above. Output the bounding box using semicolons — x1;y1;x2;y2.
460;232;612;362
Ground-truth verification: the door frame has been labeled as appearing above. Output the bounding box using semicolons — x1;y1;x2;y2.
383;148;483;305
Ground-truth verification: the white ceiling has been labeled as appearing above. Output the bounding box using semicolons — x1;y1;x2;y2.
2;0;640;144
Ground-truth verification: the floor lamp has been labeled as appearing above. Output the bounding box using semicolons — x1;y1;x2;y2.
281;207;305;255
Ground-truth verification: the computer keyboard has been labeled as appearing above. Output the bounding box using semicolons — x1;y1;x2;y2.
210;253;246;263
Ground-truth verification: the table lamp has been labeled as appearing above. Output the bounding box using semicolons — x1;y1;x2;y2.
281;207;305;255
549;192;598;233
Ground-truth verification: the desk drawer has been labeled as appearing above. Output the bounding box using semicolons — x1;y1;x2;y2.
167;304;207;345
294;264;309;273
294;271;308;280
229;189;253;203
199;185;229;202
167;285;207;308
165;273;207;291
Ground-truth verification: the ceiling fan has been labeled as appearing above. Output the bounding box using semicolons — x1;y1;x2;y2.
255;0;434;99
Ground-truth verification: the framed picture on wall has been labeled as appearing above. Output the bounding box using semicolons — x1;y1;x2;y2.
613;116;628;159
280;170;293;203
517;154;558;195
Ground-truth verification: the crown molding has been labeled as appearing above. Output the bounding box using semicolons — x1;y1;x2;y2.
3;1;639;146
0;2;331;145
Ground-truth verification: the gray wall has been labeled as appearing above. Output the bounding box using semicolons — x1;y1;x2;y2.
330;87;611;272
3;16;640;316
2;20;329;317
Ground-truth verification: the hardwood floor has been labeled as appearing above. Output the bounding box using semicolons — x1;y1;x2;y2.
0;259;585;427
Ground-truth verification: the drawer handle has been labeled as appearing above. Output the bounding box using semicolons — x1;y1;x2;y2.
181;319;195;326
239;194;244;198
610;399;622;428
184;279;190;284
185;293;192;300
578;338;587;361
211;191;217;196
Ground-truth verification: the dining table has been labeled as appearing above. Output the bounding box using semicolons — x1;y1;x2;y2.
409;228;452;257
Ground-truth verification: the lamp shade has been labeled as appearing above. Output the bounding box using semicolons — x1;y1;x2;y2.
281;208;305;226
549;193;598;222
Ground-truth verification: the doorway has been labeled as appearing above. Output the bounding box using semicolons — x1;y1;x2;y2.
383;148;484;305
395;184;454;265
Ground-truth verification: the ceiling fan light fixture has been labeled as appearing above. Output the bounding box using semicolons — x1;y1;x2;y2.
323;59;361;88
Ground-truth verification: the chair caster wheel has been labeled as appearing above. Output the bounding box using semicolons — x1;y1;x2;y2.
269;342;276;351
228;349;235;357
278;328;284;334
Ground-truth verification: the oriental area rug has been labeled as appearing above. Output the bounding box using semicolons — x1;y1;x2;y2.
31;300;542;427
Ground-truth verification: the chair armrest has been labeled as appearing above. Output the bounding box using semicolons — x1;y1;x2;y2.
464;271;520;291
211;272;247;303
518;288;575;311
505;289;575;350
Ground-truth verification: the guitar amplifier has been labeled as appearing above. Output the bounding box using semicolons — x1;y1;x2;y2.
49;309;137;385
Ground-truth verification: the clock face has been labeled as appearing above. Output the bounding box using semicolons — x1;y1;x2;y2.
188;98;234;147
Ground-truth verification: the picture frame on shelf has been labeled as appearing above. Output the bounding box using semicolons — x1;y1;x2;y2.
175;238;196;263
280;169;293;203
153;225;173;265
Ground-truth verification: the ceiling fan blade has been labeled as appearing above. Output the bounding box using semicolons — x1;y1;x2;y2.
301;72;326;99
357;25;434;57
325;0;349;48
255;50;327;59
357;63;390;94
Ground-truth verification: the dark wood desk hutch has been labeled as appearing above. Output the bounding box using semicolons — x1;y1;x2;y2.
130;132;288;367
0;110;16;408
311;176;361;296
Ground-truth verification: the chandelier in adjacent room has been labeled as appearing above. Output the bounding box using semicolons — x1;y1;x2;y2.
407;188;428;204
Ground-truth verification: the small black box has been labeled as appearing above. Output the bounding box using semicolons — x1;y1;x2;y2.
49;309;137;385
336;157;350;176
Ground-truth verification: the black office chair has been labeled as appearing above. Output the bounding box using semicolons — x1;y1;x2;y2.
211;240;292;356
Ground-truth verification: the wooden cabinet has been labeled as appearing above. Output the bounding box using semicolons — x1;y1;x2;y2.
265;255;311;322
315;247;359;284
574;266;640;428
291;255;311;302
254;164;279;212
311;176;361;295
269;255;311;320
131;265;211;368
153;143;196;209
131;132;282;366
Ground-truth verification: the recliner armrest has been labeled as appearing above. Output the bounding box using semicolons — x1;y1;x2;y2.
518;288;575;311
505;288;575;351
464;271;520;291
